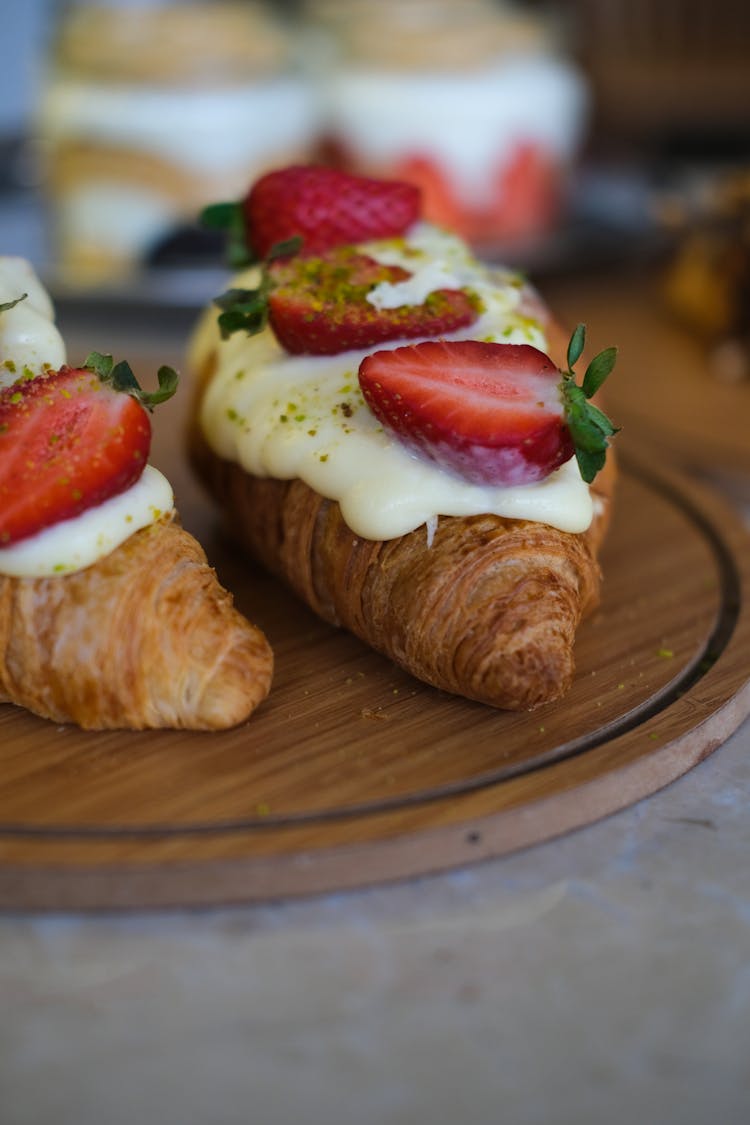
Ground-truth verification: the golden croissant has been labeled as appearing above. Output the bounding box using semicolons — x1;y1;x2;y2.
189;314;614;712
187;163;618;710
0;513;273;730
190;454;611;710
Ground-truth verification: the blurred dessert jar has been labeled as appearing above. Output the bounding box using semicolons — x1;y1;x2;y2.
36;0;318;281
307;0;588;250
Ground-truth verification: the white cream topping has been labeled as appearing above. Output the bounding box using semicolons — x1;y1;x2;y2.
0;466;174;578
0;258;66;385
321;58;588;208
38;77;318;174
0;257;176;576
193;224;593;540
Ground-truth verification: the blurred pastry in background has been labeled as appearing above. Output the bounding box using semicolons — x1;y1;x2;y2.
569;0;750;151
305;0;588;252
662;169;750;382
35;1;318;282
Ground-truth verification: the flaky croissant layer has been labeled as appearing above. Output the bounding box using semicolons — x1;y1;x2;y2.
189;306;614;711
194;448;612;710
0;515;273;730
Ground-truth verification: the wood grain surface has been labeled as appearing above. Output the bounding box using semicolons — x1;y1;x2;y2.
0;293;749;911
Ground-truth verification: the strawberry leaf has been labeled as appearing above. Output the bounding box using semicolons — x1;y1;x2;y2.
210;239;300;340
84;352;179;411
566;322;586;370
145;366;180;408
217;302;268;338
585;400;618;437
0;294;27;314
200;201;238;229
575;446;607;484
559;325;619;484
84;350;114;380
109;360;141;397
266;235;303;261
208;252;306;344
214;277;271;339
200;200;255;269
582;345;618;398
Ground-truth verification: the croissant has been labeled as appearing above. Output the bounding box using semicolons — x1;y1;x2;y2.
190;449;611;710
189;310;614;710
0;512;273;730
188;165;616;710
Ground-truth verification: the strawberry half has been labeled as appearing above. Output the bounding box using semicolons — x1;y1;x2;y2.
358;340;575;486
0;366;152;546
243;165;422;259
266;248;479;356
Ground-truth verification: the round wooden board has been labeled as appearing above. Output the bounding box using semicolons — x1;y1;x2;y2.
0;451;749;911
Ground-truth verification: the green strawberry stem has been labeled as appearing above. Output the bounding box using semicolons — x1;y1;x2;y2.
210;236;303;340
0;294;27;314
84;352;179;411
201;200;255;270
559;324;619;483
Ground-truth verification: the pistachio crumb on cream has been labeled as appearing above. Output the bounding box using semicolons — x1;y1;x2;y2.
0;256;176;576
193;223;593;540
0;466;174;577
0;258;66;383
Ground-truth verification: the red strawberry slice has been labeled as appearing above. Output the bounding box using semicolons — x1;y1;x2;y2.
358;340;574;485
394;154;469;239
244;165;422;258
0;367;151;546
268;248;479;356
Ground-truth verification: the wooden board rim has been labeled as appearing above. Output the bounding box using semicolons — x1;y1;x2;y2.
1;456;749;910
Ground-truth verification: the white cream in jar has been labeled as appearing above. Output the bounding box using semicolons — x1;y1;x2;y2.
0;258;175;577
193;224;593;540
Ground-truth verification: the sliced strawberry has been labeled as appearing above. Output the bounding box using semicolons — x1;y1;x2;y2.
265;249;474;355
394;154;470;239
490;141;561;241
244;165;422;258
267;248;479;356
0;367;151;546
358;340;574;485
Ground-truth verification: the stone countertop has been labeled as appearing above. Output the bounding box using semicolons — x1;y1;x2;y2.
0;710;748;1125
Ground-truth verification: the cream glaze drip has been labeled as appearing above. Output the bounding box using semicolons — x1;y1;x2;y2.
0;257;175;576
193;224;593;540
0;258;66;384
